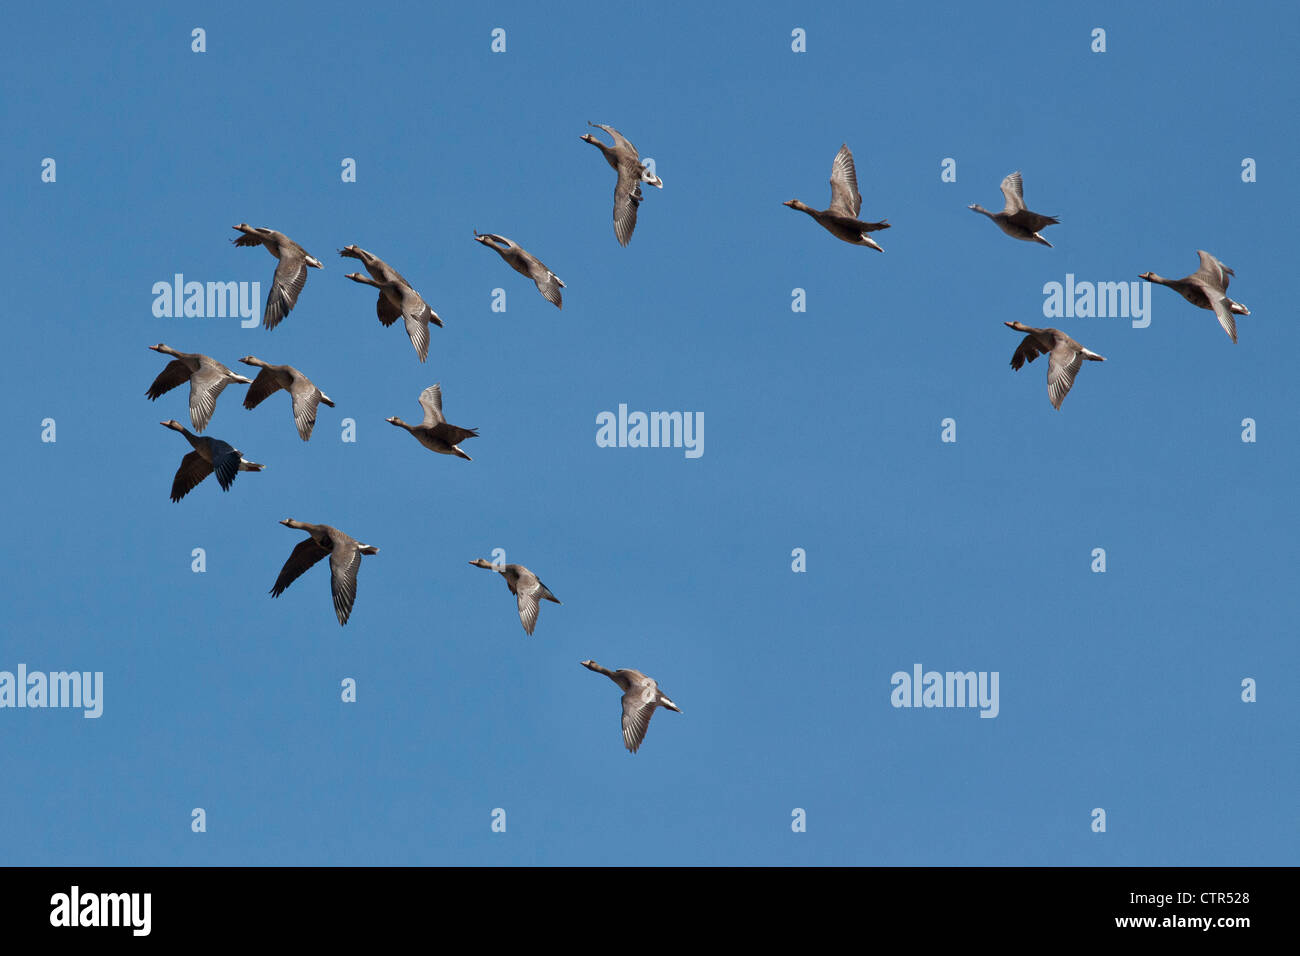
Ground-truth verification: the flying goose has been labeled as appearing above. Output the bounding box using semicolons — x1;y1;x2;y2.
145;344;252;432
238;356;334;441
159;419;264;501
969;172;1059;247
784;144;890;251
386;384;478;460
339;245;443;362
468;559;560;635
580;660;681;754
270;520;378;627
472;231;564;308
1004;322;1105;409
1139;250;1250;343
231;224;323;329
580;122;663;246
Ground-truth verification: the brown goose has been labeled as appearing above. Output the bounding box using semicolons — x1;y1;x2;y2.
386;384;478;460
231;224;323;329
339;245;442;362
969;172;1058;247
468;559;560;635
1004;322;1105;409
472;231;564;308
270;519;378;627
238;356;334;441
146;344;252;432
159;419;264;501
580;122;663;246
784;144;889;251
1139;250;1250;343
580;660;682;754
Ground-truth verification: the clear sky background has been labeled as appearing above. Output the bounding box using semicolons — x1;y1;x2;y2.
2;0;1295;865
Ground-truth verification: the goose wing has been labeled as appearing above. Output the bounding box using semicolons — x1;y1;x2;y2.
1047;342;1084;409
189;364;236;432
418;384;446;426
147;360;192;401
271;537;329;598
612;167;644;246
516;581;542;635
1194;250;1234;291
1002;172;1058;231
399;287;439;362
328;542;363;625
999;171;1027;214
1009;329;1050;370
375;290;402;327
170;451;212;502
243;367;284;410
620;684;659;753
525;257;564;308
827;144;862;218
288;377;326;440
1202;291;1239;343
264;253;309;329
209;439;243;490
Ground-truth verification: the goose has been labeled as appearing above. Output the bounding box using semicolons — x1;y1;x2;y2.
145;344;252;432
270;519;378;627
238;356;334;441
472;231;564;308
969;172;1059;247
580;122;663;246
386;384;478;460
1139;250;1250;343
159;419;264;501
580;660;681;754
231;224;323;329
339;245;443;362
468;559;560;635
783;144;889;251
1004;322;1105;409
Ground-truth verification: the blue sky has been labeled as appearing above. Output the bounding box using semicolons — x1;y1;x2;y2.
2;0;1296;865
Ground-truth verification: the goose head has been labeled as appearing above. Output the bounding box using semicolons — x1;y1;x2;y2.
149;343;173;354
659;695;682;714
159;419;186;432
1137;271;1158;282
384;416;407;428
641;167;663;188
783;200;809;212
305;254;324;269
237;355;263;367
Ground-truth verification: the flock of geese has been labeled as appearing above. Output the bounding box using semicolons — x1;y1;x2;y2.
787;145;1251;408
142;129;1251;753
145;122;680;753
